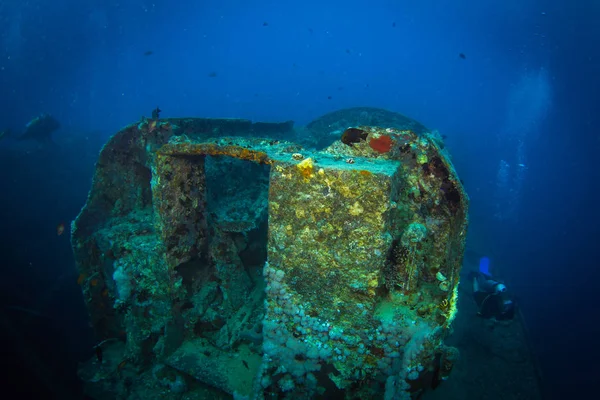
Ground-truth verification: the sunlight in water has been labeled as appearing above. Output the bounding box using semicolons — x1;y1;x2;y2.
2;9;23;59
494;68;552;221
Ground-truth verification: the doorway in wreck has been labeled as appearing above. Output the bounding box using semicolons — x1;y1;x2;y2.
170;154;270;352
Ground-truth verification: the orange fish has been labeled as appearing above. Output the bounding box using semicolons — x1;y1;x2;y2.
57;222;65;236
90;279;99;287
77;273;86;285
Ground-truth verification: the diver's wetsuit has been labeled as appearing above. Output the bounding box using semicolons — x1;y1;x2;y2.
474;291;515;320
472;272;516;321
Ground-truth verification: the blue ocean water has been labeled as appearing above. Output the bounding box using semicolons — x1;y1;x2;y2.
0;1;598;399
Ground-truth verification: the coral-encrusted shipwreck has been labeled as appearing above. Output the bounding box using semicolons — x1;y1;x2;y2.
72;114;468;399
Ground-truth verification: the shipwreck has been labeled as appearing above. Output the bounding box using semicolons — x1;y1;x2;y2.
72;108;469;399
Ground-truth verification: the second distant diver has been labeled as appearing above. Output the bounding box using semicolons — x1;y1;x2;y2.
21;113;60;143
1;113;60;144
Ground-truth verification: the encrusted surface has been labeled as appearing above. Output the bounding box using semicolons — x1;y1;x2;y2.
72;116;468;399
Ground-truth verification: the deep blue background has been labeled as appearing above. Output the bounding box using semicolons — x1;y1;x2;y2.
1;1;598;398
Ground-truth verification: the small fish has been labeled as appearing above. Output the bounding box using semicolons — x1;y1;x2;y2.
57;222;65;236
77;273;86;285
345;48;351;54
262;22;268;26
459;53;466;59
117;359;128;370
95;346;103;363
152;107;161;119
208;71;218;78
392;22;396;27
308;28;313;34
90;279;99;287
148;119;158;133
143;50;153;56
242;360;249;370
327;96;332;100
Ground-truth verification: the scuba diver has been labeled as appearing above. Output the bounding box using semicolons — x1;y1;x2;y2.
0;114;60;144
20;113;60;143
469;257;516;321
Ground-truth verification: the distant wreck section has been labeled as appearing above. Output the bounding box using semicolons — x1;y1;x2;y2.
72;111;468;399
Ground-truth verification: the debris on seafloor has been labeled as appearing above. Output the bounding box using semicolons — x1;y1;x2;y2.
71;114;469;399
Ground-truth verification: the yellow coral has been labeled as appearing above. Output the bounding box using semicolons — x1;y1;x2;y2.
337;184;354;198
367;274;379;296
349;201;364;216
296;157;314;180
285;224;293;235
441;285;459;325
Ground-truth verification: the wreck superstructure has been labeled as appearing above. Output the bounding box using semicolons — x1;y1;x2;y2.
72;115;468;399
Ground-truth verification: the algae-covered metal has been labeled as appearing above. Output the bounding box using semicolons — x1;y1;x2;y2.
72;116;468;399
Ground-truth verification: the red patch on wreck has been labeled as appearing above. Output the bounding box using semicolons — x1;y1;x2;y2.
369;134;393;153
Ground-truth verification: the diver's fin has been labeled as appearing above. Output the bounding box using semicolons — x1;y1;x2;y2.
479;256;491;275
